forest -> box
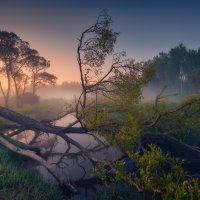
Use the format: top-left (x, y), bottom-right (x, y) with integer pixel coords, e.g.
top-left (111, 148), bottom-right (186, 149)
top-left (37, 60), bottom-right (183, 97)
top-left (0, 11), bottom-right (200, 200)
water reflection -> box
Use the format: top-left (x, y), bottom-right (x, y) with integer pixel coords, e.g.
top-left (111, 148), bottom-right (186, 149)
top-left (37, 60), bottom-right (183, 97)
top-left (15, 114), bottom-right (121, 183)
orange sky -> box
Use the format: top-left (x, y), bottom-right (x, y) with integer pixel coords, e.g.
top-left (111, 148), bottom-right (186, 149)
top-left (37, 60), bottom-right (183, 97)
top-left (20, 32), bottom-right (81, 84)
top-left (0, 30), bottom-right (81, 85)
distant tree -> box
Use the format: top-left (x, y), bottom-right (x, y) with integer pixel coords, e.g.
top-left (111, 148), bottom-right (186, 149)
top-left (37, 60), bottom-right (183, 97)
top-left (11, 70), bottom-right (29, 107)
top-left (9, 42), bottom-right (31, 107)
top-left (0, 31), bottom-right (57, 107)
top-left (22, 48), bottom-right (57, 101)
top-left (34, 71), bottom-right (57, 88)
top-left (149, 44), bottom-right (200, 96)
top-left (151, 52), bottom-right (169, 88)
top-left (20, 74), bottom-right (29, 106)
top-left (0, 31), bottom-right (28, 107)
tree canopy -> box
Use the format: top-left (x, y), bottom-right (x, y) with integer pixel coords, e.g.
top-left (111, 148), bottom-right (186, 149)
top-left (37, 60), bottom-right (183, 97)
top-left (149, 44), bottom-right (200, 96)
top-left (0, 31), bottom-right (57, 107)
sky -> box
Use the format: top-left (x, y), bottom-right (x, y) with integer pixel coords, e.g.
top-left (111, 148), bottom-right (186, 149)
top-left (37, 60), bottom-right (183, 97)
top-left (0, 0), bottom-right (200, 83)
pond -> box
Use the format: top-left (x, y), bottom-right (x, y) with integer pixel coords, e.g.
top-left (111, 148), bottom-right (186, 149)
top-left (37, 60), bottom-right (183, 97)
top-left (14, 114), bottom-right (122, 196)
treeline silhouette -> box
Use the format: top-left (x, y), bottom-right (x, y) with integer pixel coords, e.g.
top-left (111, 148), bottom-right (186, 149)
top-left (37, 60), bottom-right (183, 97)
top-left (148, 44), bottom-right (200, 97)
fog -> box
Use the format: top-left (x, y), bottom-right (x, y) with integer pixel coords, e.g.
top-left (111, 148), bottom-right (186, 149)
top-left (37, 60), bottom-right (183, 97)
top-left (38, 87), bottom-right (81, 100)
top-left (0, 82), bottom-right (191, 106)
top-left (142, 84), bottom-right (188, 103)
top-left (38, 84), bottom-right (185, 103)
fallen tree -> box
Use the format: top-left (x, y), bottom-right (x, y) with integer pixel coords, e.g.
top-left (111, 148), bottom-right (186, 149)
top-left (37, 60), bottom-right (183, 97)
top-left (0, 11), bottom-right (141, 193)
top-left (1, 11), bottom-right (199, 196)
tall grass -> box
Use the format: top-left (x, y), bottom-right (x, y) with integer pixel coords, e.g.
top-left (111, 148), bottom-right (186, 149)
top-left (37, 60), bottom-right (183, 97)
top-left (0, 145), bottom-right (64, 200)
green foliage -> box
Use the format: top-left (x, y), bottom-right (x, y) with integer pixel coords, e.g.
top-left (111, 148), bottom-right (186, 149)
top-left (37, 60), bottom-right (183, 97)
top-left (93, 145), bottom-right (200, 199)
top-left (148, 95), bottom-right (200, 146)
top-left (114, 160), bottom-right (132, 185)
top-left (78, 10), bottom-right (119, 84)
top-left (133, 145), bottom-right (200, 199)
top-left (114, 112), bottom-right (142, 152)
top-left (136, 144), bottom-right (185, 192)
top-left (85, 106), bottom-right (110, 131)
top-left (92, 159), bottom-right (108, 184)
top-left (111, 61), bottom-right (155, 106)
top-left (163, 179), bottom-right (200, 200)
top-left (84, 54), bottom-right (155, 154)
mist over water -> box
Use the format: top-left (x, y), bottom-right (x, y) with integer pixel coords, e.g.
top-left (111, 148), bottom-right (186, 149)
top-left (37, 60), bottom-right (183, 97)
top-left (14, 114), bottom-right (121, 198)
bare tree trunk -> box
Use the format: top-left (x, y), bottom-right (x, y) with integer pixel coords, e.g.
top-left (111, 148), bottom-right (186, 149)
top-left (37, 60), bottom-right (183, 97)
top-left (13, 78), bottom-right (20, 108)
top-left (21, 76), bottom-right (28, 107)
top-left (0, 106), bottom-right (97, 163)
top-left (5, 69), bottom-right (11, 108)
top-left (0, 81), bottom-right (6, 103)
top-left (32, 74), bottom-right (37, 103)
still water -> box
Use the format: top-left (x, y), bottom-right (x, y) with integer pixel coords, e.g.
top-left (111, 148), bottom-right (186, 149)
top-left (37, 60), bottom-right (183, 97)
top-left (15, 114), bottom-right (121, 194)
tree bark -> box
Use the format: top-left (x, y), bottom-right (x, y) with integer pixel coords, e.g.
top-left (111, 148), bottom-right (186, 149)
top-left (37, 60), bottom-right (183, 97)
top-left (0, 106), bottom-right (97, 162)
top-left (5, 68), bottom-right (11, 108)
top-left (13, 78), bottom-right (20, 108)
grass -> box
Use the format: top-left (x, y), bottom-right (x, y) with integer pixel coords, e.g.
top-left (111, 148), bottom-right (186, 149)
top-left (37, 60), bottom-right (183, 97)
top-left (0, 145), bottom-right (65, 200)
top-left (14, 101), bottom-right (64, 119)
top-left (0, 97), bottom-right (71, 120)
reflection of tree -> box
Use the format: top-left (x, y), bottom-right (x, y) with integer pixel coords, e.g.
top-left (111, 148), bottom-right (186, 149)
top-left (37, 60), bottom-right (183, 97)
top-left (16, 127), bottom-right (110, 182)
